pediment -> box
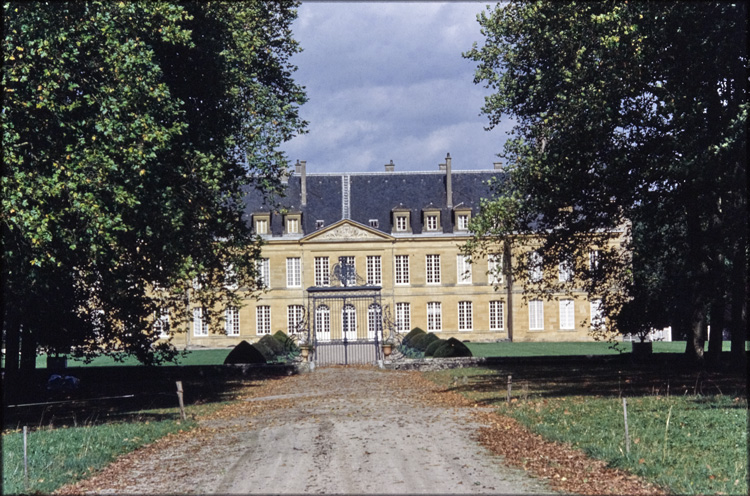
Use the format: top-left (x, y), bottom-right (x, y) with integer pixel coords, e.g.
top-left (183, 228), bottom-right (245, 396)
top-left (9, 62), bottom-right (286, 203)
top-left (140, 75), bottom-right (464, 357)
top-left (302, 220), bottom-right (393, 242)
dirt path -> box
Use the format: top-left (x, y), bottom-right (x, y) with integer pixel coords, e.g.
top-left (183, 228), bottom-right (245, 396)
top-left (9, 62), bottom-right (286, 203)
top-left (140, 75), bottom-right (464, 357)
top-left (58, 367), bottom-right (557, 494)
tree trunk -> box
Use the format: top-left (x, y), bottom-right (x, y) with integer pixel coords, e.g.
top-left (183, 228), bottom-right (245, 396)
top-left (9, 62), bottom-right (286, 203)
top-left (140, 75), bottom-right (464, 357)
top-left (729, 269), bottom-right (747, 369)
top-left (706, 300), bottom-right (725, 367)
top-left (684, 303), bottom-right (705, 363)
top-left (3, 318), bottom-right (21, 372)
top-left (19, 325), bottom-right (37, 370)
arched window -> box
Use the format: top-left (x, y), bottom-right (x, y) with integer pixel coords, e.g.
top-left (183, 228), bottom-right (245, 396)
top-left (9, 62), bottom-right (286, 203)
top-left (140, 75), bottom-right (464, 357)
top-left (315, 305), bottom-right (331, 342)
top-left (342, 304), bottom-right (357, 341)
top-left (367, 304), bottom-right (382, 340)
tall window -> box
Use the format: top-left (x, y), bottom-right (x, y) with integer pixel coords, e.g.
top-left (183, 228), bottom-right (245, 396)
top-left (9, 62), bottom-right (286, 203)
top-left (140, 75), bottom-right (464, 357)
top-left (366, 256), bottom-right (382, 285)
top-left (225, 306), bottom-right (240, 336)
top-left (395, 302), bottom-right (410, 332)
top-left (314, 257), bottom-right (330, 286)
top-left (256, 306), bottom-right (271, 335)
top-left (224, 265), bottom-right (238, 290)
top-left (193, 307), bottom-right (208, 336)
top-left (257, 258), bottom-right (270, 288)
top-left (286, 217), bottom-right (299, 234)
top-left (287, 305), bottom-right (304, 334)
top-left (559, 299), bottom-right (575, 330)
top-left (395, 255), bottom-right (410, 285)
top-left (457, 255), bottom-right (472, 284)
top-left (529, 251), bottom-right (543, 282)
top-left (315, 305), bottom-right (331, 341)
top-left (426, 254), bottom-right (441, 284)
top-left (286, 257), bottom-right (301, 288)
top-left (488, 253), bottom-right (503, 285)
top-left (154, 308), bottom-right (170, 338)
top-left (396, 215), bottom-right (408, 232)
top-left (342, 304), bottom-right (357, 341)
top-left (339, 256), bottom-right (356, 285)
top-left (255, 218), bottom-right (268, 234)
top-left (558, 257), bottom-right (574, 282)
top-left (589, 250), bottom-right (600, 271)
top-left (427, 302), bottom-right (442, 331)
top-left (529, 299), bottom-right (544, 330)
top-left (489, 301), bottom-right (504, 331)
top-left (590, 299), bottom-right (604, 330)
top-left (458, 301), bottom-right (473, 331)
top-left (368, 304), bottom-right (382, 340)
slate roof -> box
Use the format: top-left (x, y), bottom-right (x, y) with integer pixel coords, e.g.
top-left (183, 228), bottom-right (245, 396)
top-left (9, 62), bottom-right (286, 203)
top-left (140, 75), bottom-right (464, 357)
top-left (242, 170), bottom-right (505, 237)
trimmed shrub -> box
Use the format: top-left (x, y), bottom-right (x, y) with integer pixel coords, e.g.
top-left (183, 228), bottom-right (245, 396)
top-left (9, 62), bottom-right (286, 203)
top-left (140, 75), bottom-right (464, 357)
top-left (402, 327), bottom-right (425, 347)
top-left (424, 338), bottom-right (447, 357)
top-left (273, 330), bottom-right (299, 352)
top-left (411, 332), bottom-right (440, 352)
top-left (224, 340), bottom-right (266, 364)
top-left (433, 337), bottom-right (473, 358)
top-left (255, 334), bottom-right (286, 361)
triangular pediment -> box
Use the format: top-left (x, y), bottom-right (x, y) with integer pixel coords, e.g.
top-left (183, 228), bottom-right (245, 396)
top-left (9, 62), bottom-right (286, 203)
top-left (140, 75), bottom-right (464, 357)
top-left (302, 219), bottom-right (394, 242)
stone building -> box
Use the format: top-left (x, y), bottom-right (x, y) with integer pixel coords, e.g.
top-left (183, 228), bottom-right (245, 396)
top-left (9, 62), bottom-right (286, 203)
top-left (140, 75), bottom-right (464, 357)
top-left (175, 155), bottom-right (617, 348)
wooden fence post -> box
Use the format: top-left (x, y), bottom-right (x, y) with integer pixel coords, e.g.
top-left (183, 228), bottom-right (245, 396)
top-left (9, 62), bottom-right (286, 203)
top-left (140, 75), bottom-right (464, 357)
top-left (622, 397), bottom-right (630, 454)
top-left (507, 375), bottom-right (512, 403)
top-left (176, 381), bottom-right (186, 420)
top-left (23, 426), bottom-right (28, 490)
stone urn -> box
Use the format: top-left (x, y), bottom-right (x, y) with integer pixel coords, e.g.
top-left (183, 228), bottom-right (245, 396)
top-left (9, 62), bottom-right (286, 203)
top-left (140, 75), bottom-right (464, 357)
top-left (382, 343), bottom-right (393, 357)
top-left (300, 344), bottom-right (312, 360)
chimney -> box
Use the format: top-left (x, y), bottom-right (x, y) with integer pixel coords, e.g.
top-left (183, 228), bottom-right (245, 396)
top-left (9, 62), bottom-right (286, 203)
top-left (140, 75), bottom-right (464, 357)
top-left (445, 153), bottom-right (453, 208)
top-left (493, 161), bottom-right (503, 170)
top-left (299, 160), bottom-right (307, 207)
top-left (385, 160), bottom-right (395, 172)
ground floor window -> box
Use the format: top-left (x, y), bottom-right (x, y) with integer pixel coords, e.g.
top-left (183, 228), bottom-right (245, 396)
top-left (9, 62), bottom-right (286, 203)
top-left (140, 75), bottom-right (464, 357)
top-left (225, 306), bottom-right (240, 336)
top-left (288, 305), bottom-right (304, 334)
top-left (256, 306), bottom-right (271, 335)
top-left (315, 305), bottom-right (331, 341)
top-left (427, 302), bottom-right (442, 331)
top-left (559, 299), bottom-right (575, 330)
top-left (193, 307), bottom-right (208, 336)
top-left (368, 304), bottom-right (381, 340)
top-left (396, 302), bottom-right (410, 332)
top-left (529, 299), bottom-right (544, 330)
top-left (458, 301), bottom-right (473, 331)
top-left (489, 300), bottom-right (504, 331)
top-left (154, 308), bottom-right (170, 338)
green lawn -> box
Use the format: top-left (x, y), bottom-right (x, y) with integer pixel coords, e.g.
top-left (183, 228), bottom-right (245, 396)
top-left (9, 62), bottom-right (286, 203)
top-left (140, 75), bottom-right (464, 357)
top-left (20, 348), bottom-right (232, 368)
top-left (425, 365), bottom-right (747, 496)
top-left (465, 340), bottom-right (727, 357)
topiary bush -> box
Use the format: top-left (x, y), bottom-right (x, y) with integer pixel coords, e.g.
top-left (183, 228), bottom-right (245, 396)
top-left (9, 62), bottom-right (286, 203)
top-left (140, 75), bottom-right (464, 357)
top-left (424, 338), bottom-right (447, 357)
top-left (273, 330), bottom-right (299, 352)
top-left (402, 327), bottom-right (425, 347)
top-left (433, 337), bottom-right (473, 358)
top-left (255, 334), bottom-right (286, 361)
top-left (224, 340), bottom-right (266, 364)
top-left (411, 332), bottom-right (439, 352)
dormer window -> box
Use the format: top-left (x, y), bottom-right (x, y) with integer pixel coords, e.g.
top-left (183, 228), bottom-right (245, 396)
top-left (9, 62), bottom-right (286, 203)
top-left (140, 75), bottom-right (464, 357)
top-left (396, 216), bottom-right (407, 231)
top-left (422, 208), bottom-right (441, 232)
top-left (284, 213), bottom-right (301, 234)
top-left (392, 208), bottom-right (411, 233)
top-left (253, 213), bottom-right (270, 235)
top-left (316, 219), bottom-right (325, 230)
top-left (454, 207), bottom-right (472, 232)
top-left (369, 219), bottom-right (379, 229)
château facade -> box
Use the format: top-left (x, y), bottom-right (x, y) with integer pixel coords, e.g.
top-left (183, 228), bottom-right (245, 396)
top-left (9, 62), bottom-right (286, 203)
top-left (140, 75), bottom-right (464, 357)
top-left (173, 156), bottom-right (618, 348)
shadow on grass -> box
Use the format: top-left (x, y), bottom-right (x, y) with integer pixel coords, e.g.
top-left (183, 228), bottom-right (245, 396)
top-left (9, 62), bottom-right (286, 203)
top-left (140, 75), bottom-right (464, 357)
top-left (443, 353), bottom-right (747, 406)
top-left (3, 367), bottom-right (290, 430)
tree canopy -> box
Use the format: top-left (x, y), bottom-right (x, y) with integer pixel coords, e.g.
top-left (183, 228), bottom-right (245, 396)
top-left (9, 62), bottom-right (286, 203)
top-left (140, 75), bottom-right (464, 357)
top-left (464, 1), bottom-right (746, 364)
top-left (2, 1), bottom-right (307, 367)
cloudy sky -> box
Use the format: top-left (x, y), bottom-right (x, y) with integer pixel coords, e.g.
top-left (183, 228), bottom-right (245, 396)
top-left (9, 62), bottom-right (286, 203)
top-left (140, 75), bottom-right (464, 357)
top-left (280, 2), bottom-right (514, 174)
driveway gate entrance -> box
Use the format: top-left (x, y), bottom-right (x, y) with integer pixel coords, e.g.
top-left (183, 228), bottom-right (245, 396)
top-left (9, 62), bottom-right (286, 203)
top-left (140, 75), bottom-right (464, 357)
top-left (304, 260), bottom-right (384, 366)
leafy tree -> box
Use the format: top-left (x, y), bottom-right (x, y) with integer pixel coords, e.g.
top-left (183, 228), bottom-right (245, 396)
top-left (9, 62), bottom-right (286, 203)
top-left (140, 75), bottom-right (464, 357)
top-left (2, 1), bottom-right (307, 371)
top-left (464, 1), bottom-right (746, 365)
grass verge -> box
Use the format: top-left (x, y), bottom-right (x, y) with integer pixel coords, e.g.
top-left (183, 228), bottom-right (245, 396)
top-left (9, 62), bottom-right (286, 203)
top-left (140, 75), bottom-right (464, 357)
top-left (465, 340), bottom-right (725, 357)
top-left (2, 401), bottom-right (230, 494)
top-left (425, 363), bottom-right (747, 495)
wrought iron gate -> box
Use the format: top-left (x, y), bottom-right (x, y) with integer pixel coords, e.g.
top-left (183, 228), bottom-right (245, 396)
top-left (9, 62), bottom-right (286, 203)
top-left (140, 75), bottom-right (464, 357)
top-left (304, 260), bottom-right (385, 366)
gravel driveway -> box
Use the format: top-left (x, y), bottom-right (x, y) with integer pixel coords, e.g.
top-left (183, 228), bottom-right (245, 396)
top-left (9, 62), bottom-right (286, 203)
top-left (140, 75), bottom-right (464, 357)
top-left (58, 367), bottom-right (558, 494)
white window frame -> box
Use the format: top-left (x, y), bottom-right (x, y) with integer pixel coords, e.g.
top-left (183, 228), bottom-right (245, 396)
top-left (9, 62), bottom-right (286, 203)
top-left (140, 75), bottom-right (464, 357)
top-left (529, 299), bottom-right (544, 331)
top-left (457, 213), bottom-right (470, 231)
top-left (458, 301), bottom-right (473, 331)
top-left (255, 218), bottom-right (268, 234)
top-left (339, 256), bottom-right (356, 286)
top-left (529, 251), bottom-right (543, 283)
top-left (427, 302), bottom-right (442, 332)
top-left (257, 258), bottom-right (270, 288)
top-left (426, 254), bottom-right (441, 284)
top-left (315, 305), bottom-right (331, 341)
top-left (558, 257), bottom-right (574, 283)
top-left (287, 305), bottom-right (304, 334)
top-left (367, 304), bottom-right (381, 340)
top-left (488, 253), bottom-right (503, 285)
top-left (154, 308), bottom-right (170, 338)
top-left (395, 255), bottom-right (410, 285)
top-left (396, 215), bottom-right (408, 232)
top-left (425, 214), bottom-right (438, 231)
top-left (489, 300), bottom-right (505, 331)
top-left (286, 217), bottom-right (299, 234)
top-left (590, 299), bottom-right (605, 330)
top-left (225, 306), bottom-right (240, 336)
top-left (342, 304), bottom-right (357, 341)
top-left (286, 257), bottom-right (301, 288)
top-left (457, 255), bottom-right (472, 284)
top-left (314, 257), bottom-right (330, 287)
top-left (395, 302), bottom-right (410, 333)
top-left (589, 250), bottom-right (600, 271)
top-left (256, 306), bottom-right (271, 335)
top-left (559, 299), bottom-right (575, 330)
top-left (366, 255), bottom-right (382, 286)
top-left (193, 307), bottom-right (208, 336)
